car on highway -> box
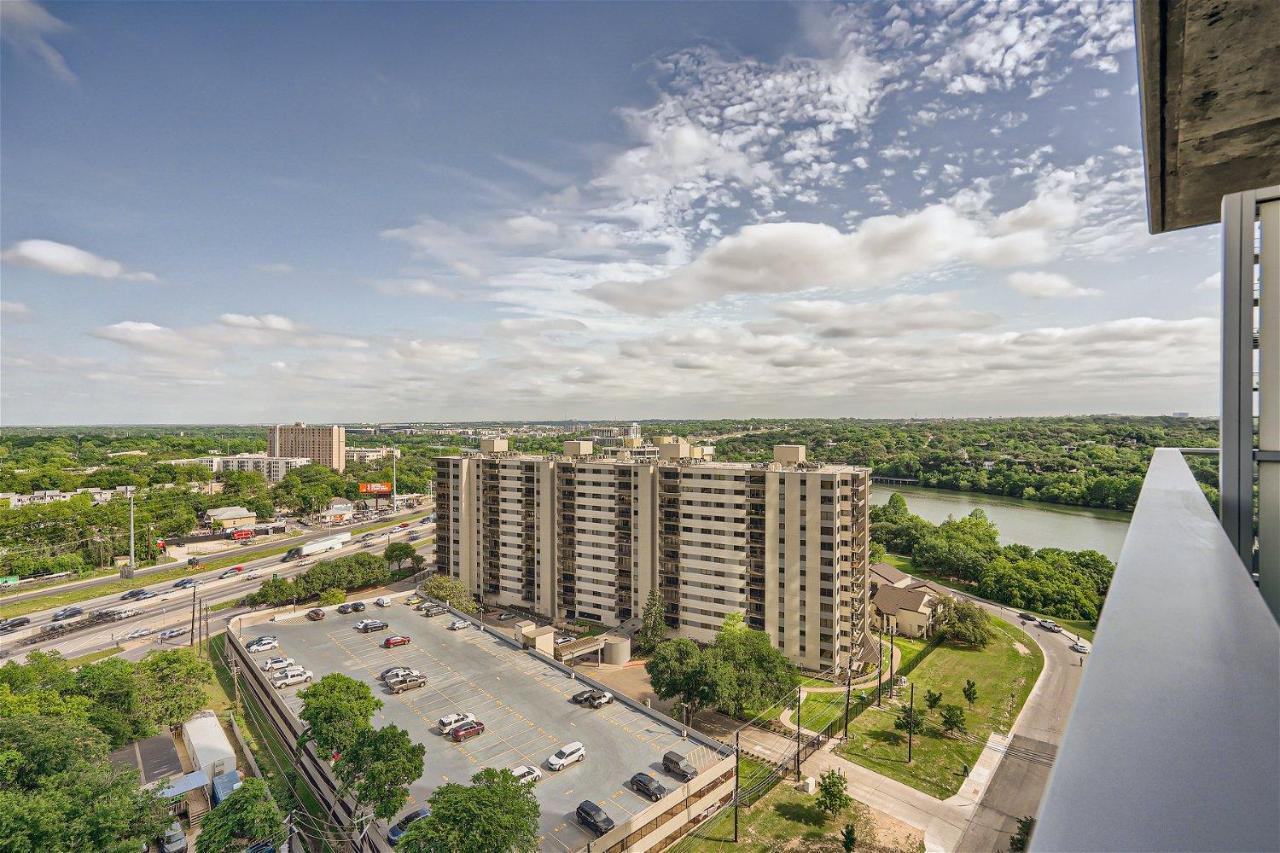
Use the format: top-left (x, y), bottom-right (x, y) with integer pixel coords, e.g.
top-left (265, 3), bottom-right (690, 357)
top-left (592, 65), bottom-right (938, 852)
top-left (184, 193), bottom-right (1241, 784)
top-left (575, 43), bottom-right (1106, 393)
top-left (575, 800), bottom-right (614, 836)
top-left (547, 741), bottom-right (585, 771)
top-left (134, 590), bottom-right (157, 601)
top-left (172, 578), bottom-right (200, 590)
top-left (1018, 612), bottom-right (1037, 621)
top-left (407, 533), bottom-right (421, 542)
top-left (382, 635), bottom-right (411, 649)
top-left (388, 674), bottom-right (427, 694)
top-left (629, 771), bottom-right (668, 802)
top-left (1038, 618), bottom-right (1063, 633)
top-left (398, 521), bottom-right (411, 529)
top-left (113, 608), bottom-right (141, 620)
top-left (272, 669), bottom-right (313, 689)
top-left (158, 627), bottom-right (189, 641)
top-left (450, 720), bottom-right (484, 742)
top-left (51, 606), bottom-right (84, 622)
top-left (125, 626), bottom-right (155, 640)
top-left (336, 601), bottom-right (367, 614)
top-left (305, 608), bottom-right (326, 621)
top-left (438, 712), bottom-right (475, 734)
top-left (121, 588), bottom-right (151, 601)
top-left (380, 666), bottom-right (421, 682)
top-left (261, 656), bottom-right (295, 672)
top-left (1070, 641), bottom-right (1091, 654)
top-left (355, 619), bottom-right (388, 633)
top-left (448, 619), bottom-right (469, 631)
top-left (246, 635), bottom-right (279, 652)
top-left (511, 765), bottom-right (542, 785)
top-left (219, 566), bottom-right (245, 579)
top-left (0, 616), bottom-right (32, 634)
top-left (387, 807), bottom-right (431, 846)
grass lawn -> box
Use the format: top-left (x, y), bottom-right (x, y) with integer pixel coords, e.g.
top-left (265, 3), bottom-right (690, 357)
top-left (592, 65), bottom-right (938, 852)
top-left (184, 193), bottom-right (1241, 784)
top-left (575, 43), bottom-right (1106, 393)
top-left (678, 779), bottom-right (875, 853)
top-left (736, 755), bottom-right (775, 794)
top-left (66, 647), bottom-right (123, 667)
top-left (837, 619), bottom-right (1043, 799)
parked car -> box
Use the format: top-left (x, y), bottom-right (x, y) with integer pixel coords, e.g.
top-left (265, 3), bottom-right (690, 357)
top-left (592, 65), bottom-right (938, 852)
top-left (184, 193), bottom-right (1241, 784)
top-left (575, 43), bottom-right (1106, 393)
top-left (159, 819), bottom-right (188, 853)
top-left (438, 712), bottom-right (475, 734)
top-left (571, 689), bottom-right (613, 708)
top-left (158, 627), bottom-right (188, 640)
top-left (387, 807), bottom-right (431, 846)
top-left (375, 596), bottom-right (393, 607)
top-left (261, 656), bottom-right (295, 672)
top-left (547, 741), bottom-right (585, 771)
top-left (405, 595), bottom-right (423, 606)
top-left (511, 765), bottom-right (542, 785)
top-left (554, 635), bottom-right (574, 646)
top-left (1038, 619), bottom-right (1063, 633)
top-left (51, 606), bottom-right (84, 622)
top-left (305, 608), bottom-right (326, 621)
top-left (630, 772), bottom-right (668, 802)
top-left (496, 612), bottom-right (516, 622)
top-left (0, 616), bottom-right (32, 634)
top-left (389, 675), bottom-right (427, 695)
top-left (419, 604), bottom-right (446, 617)
top-left (382, 635), bottom-right (411, 648)
top-left (380, 666), bottom-right (421, 682)
top-left (355, 619), bottom-right (389, 633)
top-left (448, 619), bottom-right (470, 631)
top-left (663, 751), bottom-right (697, 782)
top-left (575, 800), bottom-right (615, 837)
top-left (450, 720), bottom-right (484, 742)
top-left (246, 636), bottom-right (279, 653)
top-left (1070, 642), bottom-right (1091, 654)
top-left (273, 669), bottom-right (313, 688)
top-left (125, 626), bottom-right (156, 640)
top-left (337, 603), bottom-right (355, 614)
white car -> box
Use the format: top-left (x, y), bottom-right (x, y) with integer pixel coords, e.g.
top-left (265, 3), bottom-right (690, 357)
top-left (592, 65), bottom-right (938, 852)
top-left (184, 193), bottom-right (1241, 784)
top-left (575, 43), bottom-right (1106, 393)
top-left (448, 619), bottom-right (470, 631)
top-left (438, 712), bottom-right (475, 734)
top-left (158, 627), bottom-right (188, 641)
top-left (547, 741), bottom-right (585, 771)
top-left (273, 669), bottom-right (313, 688)
top-left (246, 636), bottom-right (279, 652)
top-left (260, 656), bottom-right (296, 672)
top-left (511, 765), bottom-right (542, 785)
top-left (554, 636), bottom-right (574, 646)
top-left (375, 596), bottom-right (393, 607)
top-left (1069, 642), bottom-right (1091, 654)
top-left (125, 626), bottom-right (155, 640)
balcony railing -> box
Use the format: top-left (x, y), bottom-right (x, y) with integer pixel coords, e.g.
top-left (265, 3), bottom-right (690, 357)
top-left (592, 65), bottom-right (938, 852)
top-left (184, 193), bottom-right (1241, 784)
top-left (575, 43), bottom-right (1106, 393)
top-left (1032, 449), bottom-right (1279, 852)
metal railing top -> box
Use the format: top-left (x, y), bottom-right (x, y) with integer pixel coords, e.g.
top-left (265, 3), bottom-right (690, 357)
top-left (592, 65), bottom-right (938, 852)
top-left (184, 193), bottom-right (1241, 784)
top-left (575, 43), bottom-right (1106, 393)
top-left (1032, 448), bottom-right (1279, 852)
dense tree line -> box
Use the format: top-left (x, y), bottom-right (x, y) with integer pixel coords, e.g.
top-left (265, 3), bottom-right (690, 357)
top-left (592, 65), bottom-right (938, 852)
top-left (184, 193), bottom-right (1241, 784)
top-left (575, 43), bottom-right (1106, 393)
top-left (872, 493), bottom-right (1114, 621)
top-left (245, 552), bottom-right (390, 607)
top-left (0, 648), bottom-right (215, 851)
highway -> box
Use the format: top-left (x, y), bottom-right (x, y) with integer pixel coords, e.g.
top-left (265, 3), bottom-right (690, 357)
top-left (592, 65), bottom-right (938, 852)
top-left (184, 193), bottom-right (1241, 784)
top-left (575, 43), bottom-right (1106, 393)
top-left (0, 504), bottom-right (432, 607)
top-left (0, 519), bottom-right (436, 662)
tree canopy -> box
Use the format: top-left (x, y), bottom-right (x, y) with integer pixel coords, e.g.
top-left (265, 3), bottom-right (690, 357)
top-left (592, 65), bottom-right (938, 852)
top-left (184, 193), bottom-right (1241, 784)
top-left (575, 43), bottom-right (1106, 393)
top-left (398, 768), bottom-right (540, 853)
top-left (419, 574), bottom-right (478, 615)
top-left (196, 778), bottom-right (285, 853)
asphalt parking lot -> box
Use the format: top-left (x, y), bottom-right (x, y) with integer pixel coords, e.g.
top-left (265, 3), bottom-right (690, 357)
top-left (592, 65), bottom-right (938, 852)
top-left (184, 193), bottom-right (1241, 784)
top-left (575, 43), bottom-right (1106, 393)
top-left (244, 604), bottom-right (720, 851)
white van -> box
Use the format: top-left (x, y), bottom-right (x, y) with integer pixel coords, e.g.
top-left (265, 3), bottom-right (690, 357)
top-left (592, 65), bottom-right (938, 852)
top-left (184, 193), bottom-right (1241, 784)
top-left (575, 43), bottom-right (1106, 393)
top-left (375, 596), bottom-right (393, 607)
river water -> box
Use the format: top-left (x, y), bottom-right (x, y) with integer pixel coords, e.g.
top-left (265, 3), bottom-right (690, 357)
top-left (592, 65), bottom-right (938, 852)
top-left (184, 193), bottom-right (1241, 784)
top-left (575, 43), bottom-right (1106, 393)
top-left (869, 483), bottom-right (1130, 560)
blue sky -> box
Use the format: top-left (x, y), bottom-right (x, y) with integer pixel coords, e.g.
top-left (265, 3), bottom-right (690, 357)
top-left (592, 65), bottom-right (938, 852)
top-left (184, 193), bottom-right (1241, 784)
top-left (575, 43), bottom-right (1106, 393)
top-left (1, 1), bottom-right (1221, 424)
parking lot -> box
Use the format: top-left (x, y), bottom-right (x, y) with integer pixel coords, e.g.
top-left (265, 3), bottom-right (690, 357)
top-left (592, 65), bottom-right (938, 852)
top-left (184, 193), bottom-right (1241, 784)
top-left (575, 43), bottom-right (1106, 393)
top-left (243, 604), bottom-right (721, 851)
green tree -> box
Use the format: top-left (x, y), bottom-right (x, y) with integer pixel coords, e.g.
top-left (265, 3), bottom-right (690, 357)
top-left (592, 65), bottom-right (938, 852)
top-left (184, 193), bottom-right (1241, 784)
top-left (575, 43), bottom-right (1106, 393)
top-left (196, 778), bottom-right (285, 853)
top-left (842, 822), bottom-right (857, 852)
top-left (337, 724), bottom-right (425, 822)
top-left (868, 541), bottom-right (887, 564)
top-left (711, 619), bottom-right (799, 720)
top-left (138, 648), bottom-right (214, 728)
top-left (645, 638), bottom-right (724, 726)
top-left (894, 705), bottom-right (925, 736)
top-left (815, 768), bottom-right (852, 819)
top-left (399, 768), bottom-right (540, 853)
top-left (383, 541), bottom-right (416, 570)
top-left (1008, 816), bottom-right (1036, 852)
top-left (319, 587), bottom-right (347, 606)
top-left (940, 704), bottom-right (967, 735)
top-left (924, 689), bottom-right (943, 711)
top-left (298, 673), bottom-right (382, 759)
top-left (420, 574), bottom-right (478, 615)
top-left (936, 599), bottom-right (995, 648)
top-left (962, 679), bottom-right (978, 708)
top-left (75, 657), bottom-right (150, 747)
top-left (633, 588), bottom-right (667, 655)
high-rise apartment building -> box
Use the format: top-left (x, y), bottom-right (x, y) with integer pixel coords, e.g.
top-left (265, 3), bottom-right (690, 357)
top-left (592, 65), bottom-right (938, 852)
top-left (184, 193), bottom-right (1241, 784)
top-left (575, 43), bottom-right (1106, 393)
top-left (434, 438), bottom-right (869, 671)
top-left (266, 422), bottom-right (347, 472)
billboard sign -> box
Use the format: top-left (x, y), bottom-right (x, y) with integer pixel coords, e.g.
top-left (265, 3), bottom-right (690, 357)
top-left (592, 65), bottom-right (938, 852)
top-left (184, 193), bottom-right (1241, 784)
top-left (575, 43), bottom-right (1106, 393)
top-left (359, 482), bottom-right (393, 495)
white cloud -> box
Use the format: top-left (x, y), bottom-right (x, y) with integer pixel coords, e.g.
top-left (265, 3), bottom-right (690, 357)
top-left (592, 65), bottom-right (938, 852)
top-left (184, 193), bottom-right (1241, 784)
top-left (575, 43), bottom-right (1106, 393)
top-left (90, 321), bottom-right (187, 352)
top-left (390, 340), bottom-right (479, 363)
top-left (1, 301), bottom-right (32, 319)
top-left (0, 1), bottom-right (74, 82)
top-left (1196, 273), bottom-right (1220, 292)
top-left (218, 313), bottom-right (298, 332)
top-left (1007, 271), bottom-right (1101, 299)
top-left (1, 239), bottom-right (157, 282)
top-left (368, 278), bottom-right (451, 297)
top-left (773, 292), bottom-right (999, 338)
top-left (502, 215), bottom-right (561, 243)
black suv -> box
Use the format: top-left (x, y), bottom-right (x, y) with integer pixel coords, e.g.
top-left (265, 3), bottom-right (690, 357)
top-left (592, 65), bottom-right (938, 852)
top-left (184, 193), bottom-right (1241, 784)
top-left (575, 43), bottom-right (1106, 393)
top-left (629, 772), bottom-right (668, 802)
top-left (576, 800), bottom-right (615, 836)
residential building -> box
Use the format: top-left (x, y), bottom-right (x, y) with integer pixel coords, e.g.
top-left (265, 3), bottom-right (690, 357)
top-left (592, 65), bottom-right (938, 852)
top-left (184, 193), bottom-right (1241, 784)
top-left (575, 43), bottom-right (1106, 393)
top-left (205, 506), bottom-right (256, 529)
top-left (435, 439), bottom-right (870, 671)
top-left (869, 561), bottom-right (911, 592)
top-left (871, 585), bottom-right (939, 639)
top-left (180, 711), bottom-right (236, 781)
top-left (266, 422), bottom-right (346, 472)
top-left (345, 446), bottom-right (401, 464)
top-left (170, 453), bottom-right (311, 483)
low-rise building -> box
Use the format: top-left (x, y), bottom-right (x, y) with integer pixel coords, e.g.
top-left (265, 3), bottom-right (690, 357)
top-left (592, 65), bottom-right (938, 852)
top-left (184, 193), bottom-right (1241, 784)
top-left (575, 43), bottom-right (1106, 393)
top-left (345, 446), bottom-right (402, 464)
top-left (206, 506), bottom-right (256, 529)
top-left (869, 561), bottom-right (912, 593)
top-left (169, 453), bottom-right (311, 483)
top-left (181, 711), bottom-right (236, 780)
top-left (872, 585), bottom-right (940, 639)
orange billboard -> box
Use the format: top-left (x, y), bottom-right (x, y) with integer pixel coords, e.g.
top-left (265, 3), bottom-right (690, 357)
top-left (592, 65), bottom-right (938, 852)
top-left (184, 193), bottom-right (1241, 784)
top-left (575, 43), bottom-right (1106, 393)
top-left (359, 482), bottom-right (393, 495)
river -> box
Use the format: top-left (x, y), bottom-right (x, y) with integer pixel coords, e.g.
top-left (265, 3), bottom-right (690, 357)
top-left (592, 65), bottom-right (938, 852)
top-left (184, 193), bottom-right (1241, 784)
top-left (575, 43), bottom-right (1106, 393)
top-left (869, 483), bottom-right (1130, 560)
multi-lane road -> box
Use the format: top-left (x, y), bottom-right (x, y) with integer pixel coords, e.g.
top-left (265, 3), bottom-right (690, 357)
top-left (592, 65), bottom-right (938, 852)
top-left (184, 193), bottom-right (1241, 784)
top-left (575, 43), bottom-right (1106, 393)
top-left (0, 517), bottom-right (436, 662)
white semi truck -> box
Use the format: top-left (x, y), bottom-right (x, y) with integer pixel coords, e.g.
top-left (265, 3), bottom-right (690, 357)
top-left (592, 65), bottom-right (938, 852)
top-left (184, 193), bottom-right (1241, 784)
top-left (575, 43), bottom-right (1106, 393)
top-left (282, 532), bottom-right (351, 562)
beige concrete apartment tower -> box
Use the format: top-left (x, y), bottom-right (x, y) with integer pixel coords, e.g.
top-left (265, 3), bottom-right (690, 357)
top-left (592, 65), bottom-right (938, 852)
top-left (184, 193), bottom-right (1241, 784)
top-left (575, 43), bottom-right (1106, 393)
top-left (266, 423), bottom-right (347, 472)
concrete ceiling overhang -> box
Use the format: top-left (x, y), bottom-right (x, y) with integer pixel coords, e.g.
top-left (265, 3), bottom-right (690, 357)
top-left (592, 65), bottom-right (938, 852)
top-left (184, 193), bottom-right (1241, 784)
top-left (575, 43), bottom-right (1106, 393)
top-left (1136, 0), bottom-right (1280, 233)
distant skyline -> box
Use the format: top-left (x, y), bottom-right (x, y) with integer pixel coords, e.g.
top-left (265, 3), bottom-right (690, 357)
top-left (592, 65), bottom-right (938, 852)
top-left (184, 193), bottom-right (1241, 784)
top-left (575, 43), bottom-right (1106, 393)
top-left (2, 1), bottom-right (1220, 425)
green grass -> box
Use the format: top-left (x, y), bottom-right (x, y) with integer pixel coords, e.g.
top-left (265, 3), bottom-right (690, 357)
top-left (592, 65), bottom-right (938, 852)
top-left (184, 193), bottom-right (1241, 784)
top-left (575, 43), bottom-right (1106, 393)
top-left (678, 778), bottom-right (875, 853)
top-left (836, 619), bottom-right (1044, 799)
top-left (799, 674), bottom-right (836, 687)
top-left (736, 755), bottom-right (774, 793)
top-left (797, 690), bottom-right (850, 732)
top-left (66, 647), bottom-right (122, 667)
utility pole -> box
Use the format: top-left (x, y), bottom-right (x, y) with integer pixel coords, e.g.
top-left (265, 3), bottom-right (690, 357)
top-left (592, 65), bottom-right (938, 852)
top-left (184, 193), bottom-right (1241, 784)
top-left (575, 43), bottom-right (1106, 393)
top-left (794, 683), bottom-right (802, 780)
top-left (888, 625), bottom-right (896, 696)
top-left (392, 452), bottom-right (397, 511)
top-left (285, 809), bottom-right (296, 853)
top-left (189, 587), bottom-right (198, 647)
top-left (876, 625), bottom-right (883, 707)
top-left (843, 657), bottom-right (853, 739)
top-left (733, 729), bottom-right (740, 842)
top-left (230, 655), bottom-right (241, 716)
top-left (125, 489), bottom-right (136, 579)
top-left (907, 682), bottom-right (915, 763)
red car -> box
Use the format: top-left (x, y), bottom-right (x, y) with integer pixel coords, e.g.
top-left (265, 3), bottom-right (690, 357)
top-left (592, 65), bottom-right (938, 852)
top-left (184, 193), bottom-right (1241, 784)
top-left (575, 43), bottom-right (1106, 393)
top-left (398, 522), bottom-right (411, 529)
top-left (450, 721), bottom-right (484, 742)
top-left (382, 635), bottom-right (411, 648)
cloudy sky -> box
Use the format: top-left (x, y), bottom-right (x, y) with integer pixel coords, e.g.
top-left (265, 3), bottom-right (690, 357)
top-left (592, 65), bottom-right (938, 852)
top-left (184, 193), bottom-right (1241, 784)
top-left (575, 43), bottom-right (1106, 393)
top-left (1, 1), bottom-right (1221, 425)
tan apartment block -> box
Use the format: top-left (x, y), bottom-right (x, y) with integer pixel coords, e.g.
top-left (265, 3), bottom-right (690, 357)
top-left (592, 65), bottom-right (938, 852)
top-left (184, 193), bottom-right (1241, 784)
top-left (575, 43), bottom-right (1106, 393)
top-left (266, 423), bottom-right (347, 472)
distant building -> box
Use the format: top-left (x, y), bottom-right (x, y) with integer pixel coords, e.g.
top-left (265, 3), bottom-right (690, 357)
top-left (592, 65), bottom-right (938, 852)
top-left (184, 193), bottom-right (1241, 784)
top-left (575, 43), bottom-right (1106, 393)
top-left (869, 562), bottom-right (912, 592)
top-left (170, 453), bottom-right (311, 483)
top-left (267, 422), bottom-right (346, 472)
top-left (345, 446), bottom-right (401, 464)
top-left (107, 449), bottom-right (147, 458)
top-left (321, 497), bottom-right (355, 524)
top-left (205, 506), bottom-right (256, 528)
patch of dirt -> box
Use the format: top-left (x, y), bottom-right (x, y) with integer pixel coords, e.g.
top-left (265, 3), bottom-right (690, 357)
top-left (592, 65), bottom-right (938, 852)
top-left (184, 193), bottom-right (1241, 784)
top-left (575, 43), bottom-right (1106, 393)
top-left (1012, 641), bottom-right (1030, 656)
top-left (866, 805), bottom-right (926, 852)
